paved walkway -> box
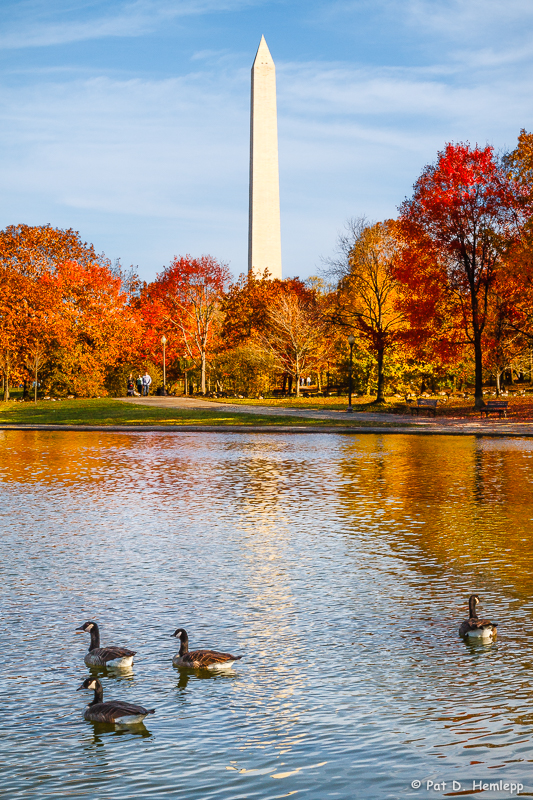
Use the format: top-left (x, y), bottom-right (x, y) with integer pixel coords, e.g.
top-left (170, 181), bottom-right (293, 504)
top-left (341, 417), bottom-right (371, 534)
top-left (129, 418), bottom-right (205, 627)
top-left (120, 396), bottom-right (533, 436)
top-left (121, 395), bottom-right (395, 423)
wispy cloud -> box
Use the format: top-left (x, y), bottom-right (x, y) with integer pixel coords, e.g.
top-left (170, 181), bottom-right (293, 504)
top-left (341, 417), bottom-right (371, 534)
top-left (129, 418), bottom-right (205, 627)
top-left (1, 50), bottom-right (531, 276)
top-left (2, 0), bottom-right (533, 277)
top-left (326, 0), bottom-right (533, 40)
top-left (404, 0), bottom-right (533, 39)
top-left (0, 0), bottom-right (258, 49)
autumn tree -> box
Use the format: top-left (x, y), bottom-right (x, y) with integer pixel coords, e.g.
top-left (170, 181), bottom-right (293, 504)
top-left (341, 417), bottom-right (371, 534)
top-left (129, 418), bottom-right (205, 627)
top-left (0, 266), bottom-right (27, 399)
top-left (222, 273), bottom-right (316, 346)
top-left (486, 130), bottom-right (533, 360)
top-left (0, 224), bottom-right (100, 276)
top-left (328, 219), bottom-right (405, 403)
top-left (398, 143), bottom-right (524, 407)
top-left (259, 291), bottom-right (327, 396)
top-left (150, 255), bottom-right (231, 394)
top-left (221, 274), bottom-right (331, 394)
top-left (0, 224), bottom-right (139, 398)
top-left (50, 259), bottom-right (138, 396)
top-left (0, 225), bottom-right (107, 398)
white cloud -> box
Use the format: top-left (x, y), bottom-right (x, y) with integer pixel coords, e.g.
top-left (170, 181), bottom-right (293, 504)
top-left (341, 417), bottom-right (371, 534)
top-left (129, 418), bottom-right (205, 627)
top-left (0, 0), bottom-right (258, 49)
top-left (326, 0), bottom-right (533, 40)
top-left (1, 37), bottom-right (533, 277)
top-left (404, 0), bottom-right (533, 39)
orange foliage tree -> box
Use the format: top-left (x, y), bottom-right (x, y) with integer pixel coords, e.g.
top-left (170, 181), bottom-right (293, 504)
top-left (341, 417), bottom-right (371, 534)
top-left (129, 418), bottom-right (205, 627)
top-left (0, 224), bottom-right (138, 398)
top-left (221, 273), bottom-right (333, 394)
top-left (50, 260), bottom-right (138, 396)
top-left (330, 219), bottom-right (406, 403)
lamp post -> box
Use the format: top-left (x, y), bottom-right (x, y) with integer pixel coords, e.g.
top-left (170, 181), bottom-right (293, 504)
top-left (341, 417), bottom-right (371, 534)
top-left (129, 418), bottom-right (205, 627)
top-left (161, 335), bottom-right (167, 395)
top-left (347, 334), bottom-right (355, 413)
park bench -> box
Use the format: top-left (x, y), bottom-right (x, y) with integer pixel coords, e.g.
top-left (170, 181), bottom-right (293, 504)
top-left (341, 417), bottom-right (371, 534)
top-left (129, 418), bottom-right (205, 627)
top-left (480, 400), bottom-right (508, 418)
top-left (410, 398), bottom-right (438, 417)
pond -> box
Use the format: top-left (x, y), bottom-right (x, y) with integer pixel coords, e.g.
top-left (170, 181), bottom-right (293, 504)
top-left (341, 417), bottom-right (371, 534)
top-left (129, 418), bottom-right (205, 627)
top-left (1, 431), bottom-right (533, 799)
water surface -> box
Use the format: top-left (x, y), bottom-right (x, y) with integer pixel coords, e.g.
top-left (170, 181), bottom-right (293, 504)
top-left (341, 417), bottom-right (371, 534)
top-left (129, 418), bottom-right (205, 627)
top-left (1, 431), bottom-right (533, 799)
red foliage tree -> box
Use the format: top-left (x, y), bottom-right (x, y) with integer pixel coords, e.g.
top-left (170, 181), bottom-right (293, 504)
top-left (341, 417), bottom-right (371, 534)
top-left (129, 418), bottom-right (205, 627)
top-left (398, 142), bottom-right (524, 406)
top-left (149, 255), bottom-right (231, 394)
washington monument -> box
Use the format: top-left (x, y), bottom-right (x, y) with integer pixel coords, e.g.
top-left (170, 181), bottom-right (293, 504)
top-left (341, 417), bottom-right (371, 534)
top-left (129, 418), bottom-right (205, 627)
top-left (248, 36), bottom-right (282, 279)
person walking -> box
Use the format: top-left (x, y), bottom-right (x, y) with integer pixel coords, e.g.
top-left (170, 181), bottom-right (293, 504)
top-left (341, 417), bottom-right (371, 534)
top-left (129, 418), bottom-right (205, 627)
top-left (127, 374), bottom-right (135, 396)
top-left (142, 371), bottom-right (152, 396)
top-left (136, 374), bottom-right (143, 395)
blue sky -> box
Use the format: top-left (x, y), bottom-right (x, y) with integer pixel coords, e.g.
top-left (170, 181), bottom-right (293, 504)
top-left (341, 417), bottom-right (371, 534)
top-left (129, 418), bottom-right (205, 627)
top-left (1, 0), bottom-right (532, 281)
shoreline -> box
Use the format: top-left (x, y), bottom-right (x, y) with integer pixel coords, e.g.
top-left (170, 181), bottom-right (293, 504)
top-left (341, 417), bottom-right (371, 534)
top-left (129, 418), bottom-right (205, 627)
top-left (1, 423), bottom-right (533, 437)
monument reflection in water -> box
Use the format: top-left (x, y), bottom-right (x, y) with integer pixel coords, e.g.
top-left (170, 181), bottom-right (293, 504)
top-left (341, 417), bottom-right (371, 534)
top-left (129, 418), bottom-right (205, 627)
top-left (1, 430), bottom-right (533, 800)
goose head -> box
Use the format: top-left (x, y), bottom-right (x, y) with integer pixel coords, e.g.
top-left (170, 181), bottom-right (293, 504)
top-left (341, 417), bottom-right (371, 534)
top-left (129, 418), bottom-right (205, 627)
top-left (172, 628), bottom-right (188, 641)
top-left (77, 677), bottom-right (101, 692)
top-left (76, 621), bottom-right (97, 634)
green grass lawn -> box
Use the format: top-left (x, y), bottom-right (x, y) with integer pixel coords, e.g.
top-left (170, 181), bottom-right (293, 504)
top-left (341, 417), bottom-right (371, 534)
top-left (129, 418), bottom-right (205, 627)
top-left (0, 397), bottom-right (394, 427)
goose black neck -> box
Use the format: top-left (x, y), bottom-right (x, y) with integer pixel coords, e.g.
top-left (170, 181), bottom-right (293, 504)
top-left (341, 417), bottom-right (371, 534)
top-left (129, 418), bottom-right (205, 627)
top-left (90, 683), bottom-right (104, 706)
top-left (469, 597), bottom-right (478, 619)
top-left (89, 625), bottom-right (101, 651)
top-left (179, 631), bottom-right (189, 657)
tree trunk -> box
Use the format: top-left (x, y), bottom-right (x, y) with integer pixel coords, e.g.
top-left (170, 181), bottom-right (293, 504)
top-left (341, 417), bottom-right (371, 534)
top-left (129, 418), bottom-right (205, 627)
top-left (201, 350), bottom-right (206, 394)
top-left (366, 366), bottom-right (373, 396)
top-left (295, 358), bottom-right (300, 397)
top-left (3, 352), bottom-right (10, 402)
top-left (473, 330), bottom-right (484, 408)
top-left (35, 364), bottom-right (38, 402)
top-left (376, 347), bottom-right (385, 403)
top-left (495, 370), bottom-right (501, 397)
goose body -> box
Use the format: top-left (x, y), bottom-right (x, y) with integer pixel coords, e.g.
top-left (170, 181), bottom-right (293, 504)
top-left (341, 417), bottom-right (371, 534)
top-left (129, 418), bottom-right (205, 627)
top-left (172, 628), bottom-right (242, 670)
top-left (76, 621), bottom-right (136, 668)
top-left (77, 677), bottom-right (155, 725)
top-left (459, 595), bottom-right (497, 640)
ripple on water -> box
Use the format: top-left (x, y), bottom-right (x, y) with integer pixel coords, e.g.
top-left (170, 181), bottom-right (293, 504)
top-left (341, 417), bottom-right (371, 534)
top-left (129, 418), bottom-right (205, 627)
top-left (1, 431), bottom-right (533, 799)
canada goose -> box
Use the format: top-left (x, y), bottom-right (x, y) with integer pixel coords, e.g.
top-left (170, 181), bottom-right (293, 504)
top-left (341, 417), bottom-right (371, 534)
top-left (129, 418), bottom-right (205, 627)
top-left (459, 595), bottom-right (497, 639)
top-left (76, 621), bottom-right (136, 668)
top-left (172, 628), bottom-right (242, 670)
top-left (77, 677), bottom-right (155, 725)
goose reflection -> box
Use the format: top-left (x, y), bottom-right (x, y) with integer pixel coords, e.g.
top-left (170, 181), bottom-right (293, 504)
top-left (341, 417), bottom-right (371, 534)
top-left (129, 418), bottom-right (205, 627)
top-left (461, 635), bottom-right (499, 653)
top-left (87, 721), bottom-right (153, 743)
top-left (175, 667), bottom-right (238, 694)
top-left (88, 665), bottom-right (135, 683)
